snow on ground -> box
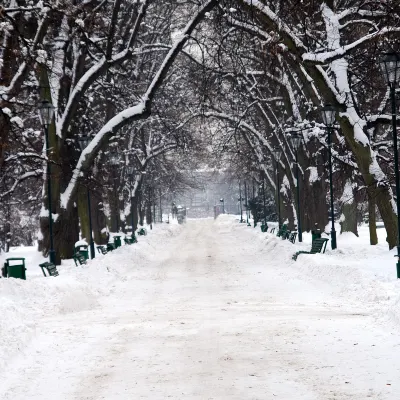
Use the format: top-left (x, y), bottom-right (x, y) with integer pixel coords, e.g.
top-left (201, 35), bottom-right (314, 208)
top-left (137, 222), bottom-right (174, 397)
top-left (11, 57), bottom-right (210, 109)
top-left (0, 222), bottom-right (182, 373)
top-left (0, 216), bottom-right (399, 399)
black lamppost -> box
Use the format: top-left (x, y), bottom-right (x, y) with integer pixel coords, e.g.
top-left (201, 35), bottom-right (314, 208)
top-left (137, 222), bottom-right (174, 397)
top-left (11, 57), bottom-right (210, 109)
top-left (290, 131), bottom-right (303, 242)
top-left (273, 147), bottom-right (282, 227)
top-left (321, 104), bottom-right (338, 250)
top-left (239, 181), bottom-right (243, 222)
top-left (219, 198), bottom-right (225, 214)
top-left (38, 100), bottom-right (56, 264)
top-left (380, 52), bottom-right (400, 278)
top-left (110, 153), bottom-right (121, 232)
top-left (244, 181), bottom-right (250, 225)
top-left (77, 136), bottom-right (95, 259)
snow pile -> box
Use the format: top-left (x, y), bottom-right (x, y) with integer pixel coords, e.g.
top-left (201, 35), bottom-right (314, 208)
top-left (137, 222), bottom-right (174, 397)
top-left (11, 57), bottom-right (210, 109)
top-left (215, 214), bottom-right (400, 329)
top-left (0, 222), bottom-right (182, 371)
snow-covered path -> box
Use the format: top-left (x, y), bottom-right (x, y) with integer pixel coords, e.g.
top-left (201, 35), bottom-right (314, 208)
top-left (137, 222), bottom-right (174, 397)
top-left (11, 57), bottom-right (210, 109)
top-left (1, 218), bottom-right (399, 399)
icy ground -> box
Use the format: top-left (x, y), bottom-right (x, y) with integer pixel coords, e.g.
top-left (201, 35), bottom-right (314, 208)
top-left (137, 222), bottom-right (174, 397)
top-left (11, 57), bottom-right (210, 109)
top-left (1, 216), bottom-right (400, 399)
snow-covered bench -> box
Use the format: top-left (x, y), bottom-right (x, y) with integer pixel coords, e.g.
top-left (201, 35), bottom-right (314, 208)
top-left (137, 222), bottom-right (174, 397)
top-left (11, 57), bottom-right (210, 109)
top-left (137, 228), bottom-right (147, 236)
top-left (277, 224), bottom-right (288, 238)
top-left (97, 245), bottom-right (107, 255)
top-left (292, 238), bottom-right (329, 261)
top-left (288, 232), bottom-right (297, 243)
top-left (124, 236), bottom-right (138, 245)
top-left (39, 262), bottom-right (59, 277)
top-left (106, 243), bottom-right (116, 252)
top-left (73, 252), bottom-right (87, 266)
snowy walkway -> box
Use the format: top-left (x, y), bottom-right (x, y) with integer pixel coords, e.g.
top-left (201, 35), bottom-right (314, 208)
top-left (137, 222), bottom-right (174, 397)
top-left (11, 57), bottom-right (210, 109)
top-left (1, 218), bottom-right (400, 399)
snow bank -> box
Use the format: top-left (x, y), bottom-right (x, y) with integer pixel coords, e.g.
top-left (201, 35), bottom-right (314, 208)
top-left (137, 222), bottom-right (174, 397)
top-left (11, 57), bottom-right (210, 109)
top-left (0, 222), bottom-right (182, 371)
top-left (215, 215), bottom-right (400, 329)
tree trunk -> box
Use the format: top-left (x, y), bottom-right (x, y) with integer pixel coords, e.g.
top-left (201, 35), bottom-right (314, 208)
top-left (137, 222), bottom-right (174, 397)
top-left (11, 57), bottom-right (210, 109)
top-left (339, 180), bottom-right (358, 236)
top-left (340, 202), bottom-right (358, 236)
top-left (91, 190), bottom-right (108, 245)
top-left (138, 191), bottom-right (144, 226)
top-left (131, 195), bottom-right (140, 231)
top-left (78, 185), bottom-right (90, 243)
top-left (368, 189), bottom-right (378, 245)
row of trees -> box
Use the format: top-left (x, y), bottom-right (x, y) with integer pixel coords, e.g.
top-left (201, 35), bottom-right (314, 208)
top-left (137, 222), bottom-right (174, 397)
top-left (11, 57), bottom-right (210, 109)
top-left (1, 1), bottom-right (400, 262)
top-left (198, 0), bottom-right (400, 246)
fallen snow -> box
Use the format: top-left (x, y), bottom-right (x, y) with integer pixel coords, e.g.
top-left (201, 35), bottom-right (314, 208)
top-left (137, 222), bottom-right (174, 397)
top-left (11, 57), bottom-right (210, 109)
top-left (0, 216), bottom-right (400, 399)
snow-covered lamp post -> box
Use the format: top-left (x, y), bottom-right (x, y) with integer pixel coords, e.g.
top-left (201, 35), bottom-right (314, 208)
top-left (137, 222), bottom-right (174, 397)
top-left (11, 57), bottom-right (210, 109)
top-left (110, 153), bottom-right (121, 232)
top-left (321, 104), bottom-right (337, 250)
top-left (238, 181), bottom-right (243, 223)
top-left (273, 147), bottom-right (282, 228)
top-left (244, 181), bottom-right (250, 225)
top-left (380, 52), bottom-right (400, 277)
top-left (77, 136), bottom-right (95, 259)
top-left (38, 100), bottom-right (56, 264)
top-left (219, 198), bottom-right (225, 214)
top-left (290, 131), bottom-right (303, 243)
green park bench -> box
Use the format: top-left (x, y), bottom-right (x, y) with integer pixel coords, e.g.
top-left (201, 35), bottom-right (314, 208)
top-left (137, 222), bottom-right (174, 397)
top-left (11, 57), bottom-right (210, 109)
top-left (277, 224), bottom-right (288, 238)
top-left (97, 245), bottom-right (108, 255)
top-left (124, 235), bottom-right (138, 245)
top-left (74, 244), bottom-right (89, 261)
top-left (292, 238), bottom-right (329, 261)
top-left (288, 232), bottom-right (297, 244)
top-left (39, 262), bottom-right (59, 277)
top-left (73, 252), bottom-right (87, 266)
top-left (137, 228), bottom-right (147, 236)
top-left (106, 242), bottom-right (116, 252)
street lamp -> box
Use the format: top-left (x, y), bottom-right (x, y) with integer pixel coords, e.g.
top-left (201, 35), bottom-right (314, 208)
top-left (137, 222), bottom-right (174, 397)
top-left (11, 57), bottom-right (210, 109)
top-left (290, 131), bottom-right (303, 242)
top-left (110, 152), bottom-right (121, 232)
top-left (321, 104), bottom-right (337, 250)
top-left (273, 147), bottom-right (282, 228)
top-left (77, 136), bottom-right (95, 259)
top-left (380, 51), bottom-right (400, 278)
top-left (239, 181), bottom-right (243, 222)
top-left (219, 198), bottom-right (225, 214)
top-left (244, 180), bottom-right (250, 225)
top-left (38, 100), bottom-right (56, 264)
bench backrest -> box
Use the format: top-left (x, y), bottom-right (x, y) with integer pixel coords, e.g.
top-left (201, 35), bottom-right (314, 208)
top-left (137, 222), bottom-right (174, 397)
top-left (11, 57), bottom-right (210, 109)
top-left (47, 265), bottom-right (59, 276)
top-left (277, 224), bottom-right (288, 237)
top-left (39, 262), bottom-right (59, 277)
top-left (310, 238), bottom-right (329, 253)
top-left (107, 243), bottom-right (115, 251)
top-left (75, 252), bottom-right (87, 264)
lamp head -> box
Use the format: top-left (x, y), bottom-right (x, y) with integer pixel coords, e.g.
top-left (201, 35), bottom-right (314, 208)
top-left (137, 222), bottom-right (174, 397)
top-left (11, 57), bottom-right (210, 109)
top-left (273, 147), bottom-right (282, 161)
top-left (321, 104), bottom-right (337, 128)
top-left (380, 52), bottom-right (400, 86)
top-left (38, 100), bottom-right (55, 127)
top-left (290, 132), bottom-right (303, 150)
top-left (77, 135), bottom-right (90, 151)
top-left (110, 152), bottom-right (120, 166)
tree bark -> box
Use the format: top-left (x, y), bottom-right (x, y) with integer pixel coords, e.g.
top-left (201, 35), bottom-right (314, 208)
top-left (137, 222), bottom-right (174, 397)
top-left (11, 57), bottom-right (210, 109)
top-left (368, 189), bottom-right (378, 245)
top-left (91, 190), bottom-right (108, 245)
top-left (339, 180), bottom-right (358, 236)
